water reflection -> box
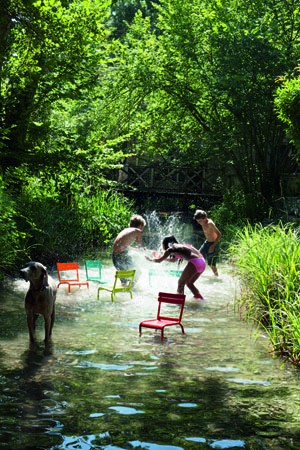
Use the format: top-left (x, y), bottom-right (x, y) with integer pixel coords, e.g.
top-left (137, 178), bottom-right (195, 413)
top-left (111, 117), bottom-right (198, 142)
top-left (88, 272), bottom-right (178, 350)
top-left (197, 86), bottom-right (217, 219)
top-left (0, 264), bottom-right (300, 449)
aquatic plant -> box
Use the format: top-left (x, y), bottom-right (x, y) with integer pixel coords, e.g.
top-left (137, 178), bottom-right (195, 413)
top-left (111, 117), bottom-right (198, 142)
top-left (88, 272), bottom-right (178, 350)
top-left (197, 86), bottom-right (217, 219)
top-left (229, 222), bottom-right (300, 365)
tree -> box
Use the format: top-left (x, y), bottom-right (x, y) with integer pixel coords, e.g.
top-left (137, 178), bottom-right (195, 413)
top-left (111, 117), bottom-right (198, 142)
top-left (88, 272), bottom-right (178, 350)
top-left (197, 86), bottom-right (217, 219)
top-left (275, 64), bottom-right (300, 154)
top-left (102, 0), bottom-right (300, 218)
top-left (0, 0), bottom-right (111, 170)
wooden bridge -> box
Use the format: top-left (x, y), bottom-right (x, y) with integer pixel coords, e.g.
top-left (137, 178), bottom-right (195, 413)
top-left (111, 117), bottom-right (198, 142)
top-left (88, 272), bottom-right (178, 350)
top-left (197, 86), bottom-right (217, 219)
top-left (114, 161), bottom-right (223, 197)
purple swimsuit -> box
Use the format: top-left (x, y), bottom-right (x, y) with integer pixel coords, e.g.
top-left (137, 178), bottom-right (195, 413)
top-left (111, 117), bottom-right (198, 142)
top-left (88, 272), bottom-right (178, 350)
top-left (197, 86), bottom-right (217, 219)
top-left (188, 257), bottom-right (206, 273)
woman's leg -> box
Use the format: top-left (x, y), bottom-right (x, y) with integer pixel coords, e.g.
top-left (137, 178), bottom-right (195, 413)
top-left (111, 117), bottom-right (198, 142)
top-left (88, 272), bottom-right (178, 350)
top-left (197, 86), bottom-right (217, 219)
top-left (186, 272), bottom-right (202, 297)
top-left (178, 263), bottom-right (199, 295)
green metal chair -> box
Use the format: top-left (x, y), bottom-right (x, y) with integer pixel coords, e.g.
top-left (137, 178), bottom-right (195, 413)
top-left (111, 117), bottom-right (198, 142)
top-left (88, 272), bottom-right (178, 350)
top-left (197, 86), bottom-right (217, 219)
top-left (97, 269), bottom-right (136, 302)
top-left (85, 260), bottom-right (107, 284)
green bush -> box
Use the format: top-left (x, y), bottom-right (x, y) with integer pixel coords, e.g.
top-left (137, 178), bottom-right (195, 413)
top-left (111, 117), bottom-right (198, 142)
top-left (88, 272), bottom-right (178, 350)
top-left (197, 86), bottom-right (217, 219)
top-left (229, 222), bottom-right (300, 364)
top-left (0, 177), bottom-right (28, 276)
top-left (13, 172), bottom-right (134, 265)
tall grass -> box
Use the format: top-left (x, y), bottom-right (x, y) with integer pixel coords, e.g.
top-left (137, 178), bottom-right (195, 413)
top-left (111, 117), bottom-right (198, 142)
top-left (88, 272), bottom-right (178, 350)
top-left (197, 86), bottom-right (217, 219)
top-left (228, 223), bottom-right (300, 365)
top-left (13, 172), bottom-right (135, 266)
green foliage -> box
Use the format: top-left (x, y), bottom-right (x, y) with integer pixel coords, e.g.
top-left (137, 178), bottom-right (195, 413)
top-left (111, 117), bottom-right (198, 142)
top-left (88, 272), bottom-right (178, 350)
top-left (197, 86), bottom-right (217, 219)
top-left (275, 66), bottom-right (300, 154)
top-left (11, 169), bottom-right (134, 265)
top-left (102, 0), bottom-right (300, 217)
top-left (228, 223), bottom-right (300, 364)
top-left (0, 0), bottom-right (111, 167)
top-left (0, 177), bottom-right (28, 275)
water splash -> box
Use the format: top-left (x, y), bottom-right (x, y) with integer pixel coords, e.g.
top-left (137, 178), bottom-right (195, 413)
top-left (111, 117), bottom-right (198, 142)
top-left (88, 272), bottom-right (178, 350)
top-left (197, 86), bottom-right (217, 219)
top-left (143, 211), bottom-right (192, 250)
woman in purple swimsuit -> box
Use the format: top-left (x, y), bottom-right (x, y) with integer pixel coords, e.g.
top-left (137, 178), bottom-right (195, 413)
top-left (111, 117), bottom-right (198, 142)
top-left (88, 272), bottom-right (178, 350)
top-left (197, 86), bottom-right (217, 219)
top-left (146, 235), bottom-right (206, 299)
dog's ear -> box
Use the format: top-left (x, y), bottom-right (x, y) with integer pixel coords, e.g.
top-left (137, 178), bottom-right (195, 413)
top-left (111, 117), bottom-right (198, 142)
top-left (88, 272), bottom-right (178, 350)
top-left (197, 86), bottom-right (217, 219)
top-left (42, 266), bottom-right (49, 288)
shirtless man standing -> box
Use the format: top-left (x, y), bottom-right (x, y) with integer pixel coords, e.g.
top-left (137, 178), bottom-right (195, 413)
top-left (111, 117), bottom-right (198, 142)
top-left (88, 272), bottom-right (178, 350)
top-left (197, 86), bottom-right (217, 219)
top-left (193, 209), bottom-right (221, 276)
top-left (112, 214), bottom-right (146, 283)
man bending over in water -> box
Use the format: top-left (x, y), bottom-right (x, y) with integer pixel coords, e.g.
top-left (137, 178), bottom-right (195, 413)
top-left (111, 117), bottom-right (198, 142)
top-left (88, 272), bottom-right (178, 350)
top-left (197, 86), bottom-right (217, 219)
top-left (193, 209), bottom-right (221, 276)
top-left (112, 214), bottom-right (146, 283)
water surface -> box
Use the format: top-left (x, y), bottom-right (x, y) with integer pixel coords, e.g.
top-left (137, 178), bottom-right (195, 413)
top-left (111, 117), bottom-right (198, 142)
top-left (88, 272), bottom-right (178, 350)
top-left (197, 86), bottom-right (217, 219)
top-left (0, 262), bottom-right (299, 450)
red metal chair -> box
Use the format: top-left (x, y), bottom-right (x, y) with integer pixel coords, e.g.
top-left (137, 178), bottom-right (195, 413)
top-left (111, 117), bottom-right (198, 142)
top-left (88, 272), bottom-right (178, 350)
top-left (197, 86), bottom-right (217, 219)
top-left (139, 292), bottom-right (186, 340)
top-left (56, 262), bottom-right (89, 293)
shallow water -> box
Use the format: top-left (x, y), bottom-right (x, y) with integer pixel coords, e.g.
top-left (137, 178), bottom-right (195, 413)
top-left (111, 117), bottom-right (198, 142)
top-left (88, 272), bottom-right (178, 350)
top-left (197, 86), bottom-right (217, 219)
top-left (0, 261), bottom-right (300, 450)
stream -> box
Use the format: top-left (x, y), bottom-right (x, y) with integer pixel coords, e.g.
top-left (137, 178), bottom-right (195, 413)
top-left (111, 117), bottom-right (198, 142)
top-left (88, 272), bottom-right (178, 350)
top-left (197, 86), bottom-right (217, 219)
top-left (0, 258), bottom-right (299, 450)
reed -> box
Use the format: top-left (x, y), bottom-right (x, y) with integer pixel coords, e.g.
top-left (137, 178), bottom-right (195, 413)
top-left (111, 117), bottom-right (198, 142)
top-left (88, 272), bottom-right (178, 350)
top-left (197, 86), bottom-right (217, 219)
top-left (229, 222), bottom-right (300, 364)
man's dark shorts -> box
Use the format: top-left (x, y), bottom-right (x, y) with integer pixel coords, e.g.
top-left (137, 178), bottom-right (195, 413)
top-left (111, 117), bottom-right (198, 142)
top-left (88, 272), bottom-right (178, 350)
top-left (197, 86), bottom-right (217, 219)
top-left (112, 251), bottom-right (134, 271)
top-left (199, 240), bottom-right (219, 267)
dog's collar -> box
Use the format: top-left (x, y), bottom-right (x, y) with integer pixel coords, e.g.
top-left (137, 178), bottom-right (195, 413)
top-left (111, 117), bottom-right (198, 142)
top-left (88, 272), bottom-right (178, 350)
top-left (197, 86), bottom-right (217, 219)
top-left (30, 285), bottom-right (46, 292)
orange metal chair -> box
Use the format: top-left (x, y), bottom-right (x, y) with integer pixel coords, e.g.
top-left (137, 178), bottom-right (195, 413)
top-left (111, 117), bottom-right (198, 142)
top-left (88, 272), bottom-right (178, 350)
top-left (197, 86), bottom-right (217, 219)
top-left (56, 262), bottom-right (89, 293)
top-left (139, 292), bottom-right (186, 340)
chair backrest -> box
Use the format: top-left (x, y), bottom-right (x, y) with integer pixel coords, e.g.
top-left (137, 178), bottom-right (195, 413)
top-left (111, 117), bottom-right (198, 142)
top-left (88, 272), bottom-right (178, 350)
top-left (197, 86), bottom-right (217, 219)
top-left (85, 260), bottom-right (102, 281)
top-left (157, 292), bottom-right (186, 322)
top-left (56, 262), bottom-right (80, 282)
top-left (114, 269), bottom-right (136, 289)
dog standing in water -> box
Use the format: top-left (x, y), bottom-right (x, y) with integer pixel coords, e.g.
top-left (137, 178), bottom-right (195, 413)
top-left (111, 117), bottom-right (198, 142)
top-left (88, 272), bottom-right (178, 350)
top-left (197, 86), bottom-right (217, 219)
top-left (20, 261), bottom-right (57, 343)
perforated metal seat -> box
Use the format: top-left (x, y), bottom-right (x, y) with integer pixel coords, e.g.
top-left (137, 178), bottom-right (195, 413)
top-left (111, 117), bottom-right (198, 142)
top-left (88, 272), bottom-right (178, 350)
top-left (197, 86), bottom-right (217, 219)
top-left (139, 292), bottom-right (186, 340)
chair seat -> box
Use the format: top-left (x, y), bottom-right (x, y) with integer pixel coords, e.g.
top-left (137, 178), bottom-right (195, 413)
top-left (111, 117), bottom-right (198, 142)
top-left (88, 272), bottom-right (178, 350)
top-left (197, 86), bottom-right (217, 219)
top-left (139, 292), bottom-right (186, 340)
top-left (140, 318), bottom-right (181, 329)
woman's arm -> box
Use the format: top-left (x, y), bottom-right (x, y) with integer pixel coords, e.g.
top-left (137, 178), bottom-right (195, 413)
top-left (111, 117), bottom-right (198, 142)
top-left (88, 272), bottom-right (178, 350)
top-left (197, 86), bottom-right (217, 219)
top-left (145, 249), bottom-right (170, 263)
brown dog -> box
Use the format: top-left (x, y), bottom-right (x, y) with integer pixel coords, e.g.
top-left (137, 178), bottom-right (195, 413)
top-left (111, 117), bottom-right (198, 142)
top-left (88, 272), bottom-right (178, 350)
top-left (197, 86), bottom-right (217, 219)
top-left (20, 261), bottom-right (57, 343)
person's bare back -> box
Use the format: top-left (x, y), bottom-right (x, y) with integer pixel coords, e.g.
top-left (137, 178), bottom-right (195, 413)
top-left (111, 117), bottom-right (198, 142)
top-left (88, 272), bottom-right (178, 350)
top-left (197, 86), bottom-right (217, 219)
top-left (113, 227), bottom-right (143, 254)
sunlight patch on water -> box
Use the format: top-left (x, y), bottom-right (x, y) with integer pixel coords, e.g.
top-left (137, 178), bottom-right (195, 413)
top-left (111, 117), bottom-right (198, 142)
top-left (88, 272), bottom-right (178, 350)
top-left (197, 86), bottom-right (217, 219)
top-left (77, 361), bottom-right (134, 371)
top-left (184, 437), bottom-right (245, 449)
top-left (184, 436), bottom-right (206, 443)
top-left (205, 366), bottom-right (240, 373)
top-left (227, 378), bottom-right (272, 386)
top-left (177, 402), bottom-right (198, 408)
top-left (57, 432), bottom-right (111, 450)
top-left (108, 406), bottom-right (144, 415)
top-left (210, 439), bottom-right (245, 449)
top-left (129, 441), bottom-right (184, 450)
top-left (65, 349), bottom-right (97, 355)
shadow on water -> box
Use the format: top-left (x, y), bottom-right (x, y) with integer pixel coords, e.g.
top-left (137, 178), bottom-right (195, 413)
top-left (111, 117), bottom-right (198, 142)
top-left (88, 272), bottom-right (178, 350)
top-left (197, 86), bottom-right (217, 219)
top-left (0, 213), bottom-right (300, 449)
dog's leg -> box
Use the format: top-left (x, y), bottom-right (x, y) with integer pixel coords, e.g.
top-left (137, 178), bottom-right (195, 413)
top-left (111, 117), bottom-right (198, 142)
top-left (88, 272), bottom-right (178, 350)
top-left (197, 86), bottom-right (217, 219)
top-left (49, 305), bottom-right (55, 339)
top-left (27, 314), bottom-right (37, 342)
top-left (44, 316), bottom-right (53, 342)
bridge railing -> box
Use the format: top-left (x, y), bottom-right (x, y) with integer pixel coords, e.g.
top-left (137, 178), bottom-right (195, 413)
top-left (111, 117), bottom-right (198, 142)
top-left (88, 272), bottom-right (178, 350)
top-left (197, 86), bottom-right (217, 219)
top-left (116, 163), bottom-right (221, 195)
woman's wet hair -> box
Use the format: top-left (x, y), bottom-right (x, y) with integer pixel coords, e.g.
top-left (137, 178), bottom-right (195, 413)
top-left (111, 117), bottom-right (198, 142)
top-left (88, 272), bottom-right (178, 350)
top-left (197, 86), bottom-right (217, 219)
top-left (162, 235), bottom-right (178, 250)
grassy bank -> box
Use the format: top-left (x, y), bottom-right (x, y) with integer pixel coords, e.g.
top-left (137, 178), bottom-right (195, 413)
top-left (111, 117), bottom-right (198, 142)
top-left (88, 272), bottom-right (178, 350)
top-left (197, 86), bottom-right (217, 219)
top-left (228, 223), bottom-right (300, 365)
top-left (0, 173), bottom-right (135, 277)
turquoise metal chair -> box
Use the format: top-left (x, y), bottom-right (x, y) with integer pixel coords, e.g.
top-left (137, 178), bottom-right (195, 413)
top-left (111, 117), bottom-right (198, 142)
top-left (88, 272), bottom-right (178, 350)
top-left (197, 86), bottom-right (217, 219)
top-left (85, 260), bottom-right (107, 284)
